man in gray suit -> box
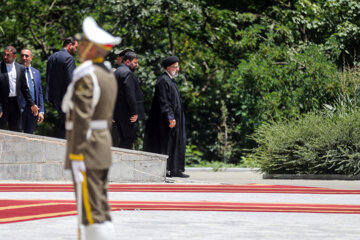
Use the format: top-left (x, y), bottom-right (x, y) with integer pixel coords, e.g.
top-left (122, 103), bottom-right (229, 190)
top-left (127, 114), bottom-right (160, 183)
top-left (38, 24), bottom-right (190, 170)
top-left (46, 37), bottom-right (78, 138)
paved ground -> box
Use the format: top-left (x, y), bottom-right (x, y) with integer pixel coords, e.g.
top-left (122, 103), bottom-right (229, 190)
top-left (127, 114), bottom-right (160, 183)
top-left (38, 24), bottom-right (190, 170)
top-left (180, 170), bottom-right (360, 189)
top-left (1, 170), bottom-right (360, 240)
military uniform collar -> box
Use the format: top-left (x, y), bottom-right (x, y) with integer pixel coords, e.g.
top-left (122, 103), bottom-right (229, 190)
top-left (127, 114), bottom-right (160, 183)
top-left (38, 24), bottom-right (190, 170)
top-left (72, 60), bottom-right (94, 82)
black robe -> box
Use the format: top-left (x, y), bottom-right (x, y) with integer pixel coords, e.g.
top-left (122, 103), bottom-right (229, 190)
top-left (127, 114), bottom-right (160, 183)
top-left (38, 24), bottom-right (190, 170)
top-left (144, 72), bottom-right (186, 173)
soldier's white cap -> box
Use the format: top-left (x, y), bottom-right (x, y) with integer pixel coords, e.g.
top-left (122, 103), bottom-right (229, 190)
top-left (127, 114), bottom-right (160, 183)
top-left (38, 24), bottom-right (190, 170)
top-left (78, 16), bottom-right (121, 50)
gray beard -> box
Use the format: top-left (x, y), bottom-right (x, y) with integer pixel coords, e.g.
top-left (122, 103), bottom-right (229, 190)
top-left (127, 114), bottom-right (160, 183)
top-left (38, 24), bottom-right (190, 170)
top-left (170, 70), bottom-right (178, 78)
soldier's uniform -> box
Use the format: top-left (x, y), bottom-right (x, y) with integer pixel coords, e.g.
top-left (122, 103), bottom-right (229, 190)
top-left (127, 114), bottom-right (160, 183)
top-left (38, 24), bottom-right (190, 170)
top-left (61, 16), bottom-right (121, 240)
top-left (64, 61), bottom-right (117, 224)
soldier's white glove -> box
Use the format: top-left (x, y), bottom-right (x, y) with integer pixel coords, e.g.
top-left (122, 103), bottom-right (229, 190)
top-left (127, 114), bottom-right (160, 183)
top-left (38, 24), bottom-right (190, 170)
top-left (71, 161), bottom-right (86, 183)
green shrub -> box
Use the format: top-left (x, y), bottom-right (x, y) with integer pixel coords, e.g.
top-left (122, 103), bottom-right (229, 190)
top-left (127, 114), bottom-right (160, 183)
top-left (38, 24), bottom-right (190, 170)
top-left (239, 156), bottom-right (260, 168)
top-left (250, 110), bottom-right (360, 175)
top-left (186, 160), bottom-right (241, 171)
top-left (226, 43), bottom-right (340, 163)
top-left (185, 145), bottom-right (204, 166)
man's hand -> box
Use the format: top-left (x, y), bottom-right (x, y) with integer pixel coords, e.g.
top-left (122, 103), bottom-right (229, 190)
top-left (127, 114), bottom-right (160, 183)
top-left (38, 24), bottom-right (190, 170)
top-left (130, 114), bottom-right (138, 123)
top-left (31, 105), bottom-right (39, 116)
top-left (169, 119), bottom-right (176, 128)
top-left (71, 161), bottom-right (86, 183)
top-left (37, 113), bottom-right (44, 124)
top-left (0, 112), bottom-right (3, 118)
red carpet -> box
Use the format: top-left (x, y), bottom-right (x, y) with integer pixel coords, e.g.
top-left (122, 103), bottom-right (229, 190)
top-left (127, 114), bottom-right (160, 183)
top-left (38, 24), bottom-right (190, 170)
top-left (0, 183), bottom-right (359, 194)
top-left (1, 184), bottom-right (359, 224)
top-left (1, 199), bottom-right (360, 224)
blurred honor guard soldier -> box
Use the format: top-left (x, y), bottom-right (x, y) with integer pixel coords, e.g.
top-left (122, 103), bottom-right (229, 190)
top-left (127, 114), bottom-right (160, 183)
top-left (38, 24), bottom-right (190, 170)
top-left (20, 48), bottom-right (45, 133)
top-left (144, 56), bottom-right (189, 178)
top-left (62, 16), bottom-right (120, 240)
top-left (46, 36), bottom-right (78, 138)
top-left (113, 50), bottom-right (144, 149)
top-left (0, 46), bottom-right (39, 131)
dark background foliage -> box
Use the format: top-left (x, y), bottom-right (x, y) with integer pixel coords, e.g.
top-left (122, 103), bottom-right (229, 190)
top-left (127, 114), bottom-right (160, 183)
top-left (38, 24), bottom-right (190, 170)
top-left (1, 0), bottom-right (360, 165)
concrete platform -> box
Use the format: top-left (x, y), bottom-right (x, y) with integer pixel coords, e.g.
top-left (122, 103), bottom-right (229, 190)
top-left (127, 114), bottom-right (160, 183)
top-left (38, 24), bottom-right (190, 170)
top-left (0, 130), bottom-right (167, 182)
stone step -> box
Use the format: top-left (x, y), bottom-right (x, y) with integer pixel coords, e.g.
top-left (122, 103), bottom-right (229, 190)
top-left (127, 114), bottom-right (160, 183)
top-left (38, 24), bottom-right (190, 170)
top-left (0, 130), bottom-right (167, 182)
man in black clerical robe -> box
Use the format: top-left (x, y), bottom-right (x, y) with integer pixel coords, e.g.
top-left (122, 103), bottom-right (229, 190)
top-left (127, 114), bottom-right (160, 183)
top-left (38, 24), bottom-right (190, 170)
top-left (144, 56), bottom-right (189, 178)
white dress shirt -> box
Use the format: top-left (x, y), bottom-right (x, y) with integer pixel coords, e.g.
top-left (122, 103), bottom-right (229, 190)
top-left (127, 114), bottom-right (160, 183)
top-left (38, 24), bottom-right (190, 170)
top-left (6, 62), bottom-right (17, 97)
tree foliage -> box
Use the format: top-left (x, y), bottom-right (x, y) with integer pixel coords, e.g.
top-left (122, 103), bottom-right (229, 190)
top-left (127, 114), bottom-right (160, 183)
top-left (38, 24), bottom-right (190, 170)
top-left (0, 0), bottom-right (359, 164)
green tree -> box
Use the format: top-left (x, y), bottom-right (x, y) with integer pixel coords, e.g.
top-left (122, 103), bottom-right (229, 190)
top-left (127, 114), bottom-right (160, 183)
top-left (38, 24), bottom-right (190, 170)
top-left (1, 0), bottom-right (360, 165)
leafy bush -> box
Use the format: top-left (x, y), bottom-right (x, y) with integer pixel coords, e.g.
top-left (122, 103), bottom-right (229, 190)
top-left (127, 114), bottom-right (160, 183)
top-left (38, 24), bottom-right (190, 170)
top-left (239, 156), bottom-right (260, 168)
top-left (186, 160), bottom-right (242, 171)
top-left (226, 43), bottom-right (340, 162)
top-left (250, 110), bottom-right (360, 175)
top-left (185, 145), bottom-right (204, 166)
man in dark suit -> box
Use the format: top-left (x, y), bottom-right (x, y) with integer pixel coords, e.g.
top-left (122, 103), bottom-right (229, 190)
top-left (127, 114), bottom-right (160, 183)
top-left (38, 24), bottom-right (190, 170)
top-left (20, 48), bottom-right (44, 134)
top-left (144, 56), bottom-right (189, 178)
top-left (0, 46), bottom-right (39, 132)
top-left (46, 37), bottom-right (78, 138)
top-left (113, 51), bottom-right (144, 149)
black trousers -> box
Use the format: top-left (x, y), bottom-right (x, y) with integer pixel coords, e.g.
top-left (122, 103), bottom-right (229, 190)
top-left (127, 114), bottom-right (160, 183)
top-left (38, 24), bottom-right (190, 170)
top-left (115, 121), bottom-right (136, 149)
top-left (111, 122), bottom-right (120, 147)
top-left (53, 102), bottom-right (66, 139)
top-left (22, 106), bottom-right (37, 134)
top-left (0, 97), bottom-right (22, 132)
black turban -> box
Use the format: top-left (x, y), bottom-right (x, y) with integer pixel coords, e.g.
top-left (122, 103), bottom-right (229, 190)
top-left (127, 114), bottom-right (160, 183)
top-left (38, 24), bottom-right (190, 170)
top-left (161, 55), bottom-right (179, 68)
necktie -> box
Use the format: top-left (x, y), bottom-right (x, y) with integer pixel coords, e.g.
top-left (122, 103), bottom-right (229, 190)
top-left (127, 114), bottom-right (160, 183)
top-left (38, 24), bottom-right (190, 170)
top-left (26, 68), bottom-right (35, 100)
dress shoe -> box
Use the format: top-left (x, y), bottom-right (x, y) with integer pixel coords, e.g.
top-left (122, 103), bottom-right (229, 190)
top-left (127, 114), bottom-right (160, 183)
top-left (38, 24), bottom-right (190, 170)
top-left (166, 173), bottom-right (173, 178)
top-left (172, 172), bottom-right (189, 178)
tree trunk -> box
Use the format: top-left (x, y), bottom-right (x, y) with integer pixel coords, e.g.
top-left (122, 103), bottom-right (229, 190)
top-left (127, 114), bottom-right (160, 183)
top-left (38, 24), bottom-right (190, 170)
top-left (165, 9), bottom-right (175, 55)
top-left (300, 24), bottom-right (308, 42)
